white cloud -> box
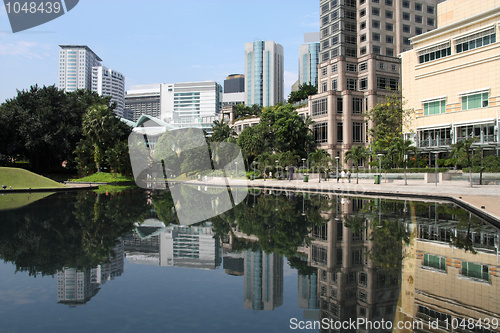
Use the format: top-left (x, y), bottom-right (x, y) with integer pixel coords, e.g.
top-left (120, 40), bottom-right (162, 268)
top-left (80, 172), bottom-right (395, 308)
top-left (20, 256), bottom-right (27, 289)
top-left (0, 35), bottom-right (53, 59)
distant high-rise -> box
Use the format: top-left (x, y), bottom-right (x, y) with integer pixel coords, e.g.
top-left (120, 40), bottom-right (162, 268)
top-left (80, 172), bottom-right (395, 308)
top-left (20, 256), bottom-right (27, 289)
top-left (223, 74), bottom-right (245, 106)
top-left (244, 40), bottom-right (284, 107)
top-left (58, 45), bottom-right (102, 92)
top-left (91, 65), bottom-right (125, 117)
top-left (299, 42), bottom-right (320, 87)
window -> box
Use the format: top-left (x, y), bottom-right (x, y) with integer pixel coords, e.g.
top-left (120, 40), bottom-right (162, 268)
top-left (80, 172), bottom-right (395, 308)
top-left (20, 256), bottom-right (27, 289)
top-left (373, 32), bottom-right (381, 41)
top-left (373, 45), bottom-right (381, 54)
top-left (321, 3), bottom-right (329, 14)
top-left (331, 0), bottom-right (338, 7)
top-left (372, 20), bottom-right (380, 29)
top-left (386, 48), bottom-right (394, 56)
top-left (345, 0), bottom-right (356, 7)
top-left (415, 27), bottom-right (423, 35)
top-left (332, 79), bottom-right (338, 90)
top-left (352, 249), bottom-right (363, 265)
top-left (462, 261), bottom-right (489, 281)
top-left (372, 7), bottom-right (380, 16)
top-left (353, 97), bottom-right (363, 113)
top-left (337, 122), bottom-right (343, 142)
top-left (347, 63), bottom-right (357, 72)
top-left (360, 46), bottom-right (367, 55)
top-left (404, 37), bottom-right (411, 45)
top-left (402, 0), bottom-right (410, 8)
top-left (346, 35), bottom-right (357, 44)
top-left (322, 40), bottom-right (329, 49)
top-left (322, 15), bottom-right (329, 25)
top-left (322, 67), bottom-right (328, 76)
top-left (312, 98), bottom-right (328, 116)
top-left (321, 82), bottom-right (327, 92)
top-left (331, 63), bottom-right (338, 72)
top-left (462, 92), bottom-right (489, 110)
top-left (359, 62), bottom-right (367, 71)
top-left (353, 122), bottom-right (363, 142)
top-left (385, 10), bottom-right (393, 19)
top-left (345, 10), bottom-right (356, 20)
top-left (386, 35), bottom-right (394, 44)
top-left (337, 97), bottom-right (343, 113)
top-left (386, 22), bottom-right (393, 31)
top-left (391, 64), bottom-right (397, 71)
top-left (423, 99), bottom-right (446, 115)
top-left (455, 28), bottom-right (496, 54)
top-left (427, 5), bottom-right (434, 14)
top-left (418, 44), bottom-right (451, 63)
top-left (346, 48), bottom-right (357, 57)
top-left (359, 77), bottom-right (368, 90)
top-left (313, 122), bottom-right (328, 143)
top-left (385, 0), bottom-right (393, 6)
top-left (423, 254), bottom-right (446, 271)
top-left (360, 8), bottom-right (366, 17)
top-left (415, 2), bottom-right (422, 11)
top-left (347, 78), bottom-right (357, 90)
top-left (331, 9), bottom-right (339, 20)
top-left (403, 12), bottom-right (410, 21)
top-left (345, 22), bottom-right (357, 32)
top-left (379, 62), bottom-right (385, 70)
top-left (415, 15), bottom-right (423, 23)
top-left (427, 18), bottom-right (435, 26)
top-left (377, 77), bottom-right (398, 90)
top-left (403, 24), bottom-right (411, 33)
top-left (360, 33), bottom-right (366, 42)
top-left (360, 21), bottom-right (366, 30)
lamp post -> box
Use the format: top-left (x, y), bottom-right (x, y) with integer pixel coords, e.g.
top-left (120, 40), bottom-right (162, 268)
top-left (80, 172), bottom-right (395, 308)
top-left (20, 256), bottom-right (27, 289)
top-left (302, 158), bottom-right (306, 177)
top-left (335, 156), bottom-right (340, 183)
top-left (433, 151), bottom-right (439, 186)
top-left (377, 153), bottom-right (383, 183)
top-left (235, 161), bottom-right (238, 179)
top-left (275, 160), bottom-right (279, 180)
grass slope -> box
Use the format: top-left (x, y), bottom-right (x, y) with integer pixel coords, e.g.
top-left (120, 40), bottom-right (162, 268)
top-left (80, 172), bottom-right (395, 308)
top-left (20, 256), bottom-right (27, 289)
top-left (0, 167), bottom-right (65, 189)
top-left (69, 172), bottom-right (134, 183)
top-left (0, 192), bottom-right (54, 211)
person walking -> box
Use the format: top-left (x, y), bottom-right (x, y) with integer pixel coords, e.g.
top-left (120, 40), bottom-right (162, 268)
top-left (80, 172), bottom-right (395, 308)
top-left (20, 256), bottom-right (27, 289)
top-left (347, 170), bottom-right (351, 183)
top-left (341, 170), bottom-right (346, 183)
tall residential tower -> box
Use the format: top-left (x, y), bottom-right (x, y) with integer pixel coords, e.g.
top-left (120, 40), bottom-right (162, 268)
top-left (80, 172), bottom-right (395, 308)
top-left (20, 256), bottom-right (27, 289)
top-left (244, 40), bottom-right (284, 107)
top-left (59, 45), bottom-right (102, 92)
top-left (309, 0), bottom-right (443, 164)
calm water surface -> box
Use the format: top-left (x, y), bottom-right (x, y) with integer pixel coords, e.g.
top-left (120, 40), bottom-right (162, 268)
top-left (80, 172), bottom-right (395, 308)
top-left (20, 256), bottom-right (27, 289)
top-left (0, 188), bottom-right (499, 333)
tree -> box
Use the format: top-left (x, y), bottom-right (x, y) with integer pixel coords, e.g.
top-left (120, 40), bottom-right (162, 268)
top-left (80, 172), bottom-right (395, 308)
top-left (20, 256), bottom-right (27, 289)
top-left (389, 138), bottom-right (417, 185)
top-left (450, 138), bottom-right (477, 188)
top-left (287, 83), bottom-right (317, 104)
top-left (344, 145), bottom-right (369, 184)
top-left (237, 126), bottom-right (265, 164)
top-left (365, 92), bottom-right (413, 153)
top-left (234, 104), bottom-right (262, 120)
top-left (210, 118), bottom-right (235, 142)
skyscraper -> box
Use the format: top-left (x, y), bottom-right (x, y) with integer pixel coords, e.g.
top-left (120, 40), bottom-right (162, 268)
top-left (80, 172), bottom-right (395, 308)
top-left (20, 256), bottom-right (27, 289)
top-left (91, 65), bottom-right (125, 117)
top-left (299, 42), bottom-right (320, 87)
top-left (310, 0), bottom-right (443, 164)
top-left (58, 45), bottom-right (102, 92)
top-left (244, 40), bottom-right (284, 107)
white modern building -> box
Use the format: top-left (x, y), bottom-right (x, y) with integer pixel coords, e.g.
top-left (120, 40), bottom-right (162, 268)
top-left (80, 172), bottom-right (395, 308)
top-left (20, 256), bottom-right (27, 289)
top-left (244, 40), bottom-right (284, 107)
top-left (299, 38), bottom-right (320, 87)
top-left (124, 81), bottom-right (222, 130)
top-left (58, 45), bottom-right (102, 92)
top-left (91, 65), bottom-right (125, 117)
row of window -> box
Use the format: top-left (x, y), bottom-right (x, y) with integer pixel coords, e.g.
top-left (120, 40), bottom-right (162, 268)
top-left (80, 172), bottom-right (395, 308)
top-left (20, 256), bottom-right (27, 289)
top-left (422, 254), bottom-right (490, 282)
top-left (419, 30), bottom-right (496, 64)
top-left (312, 96), bottom-right (366, 114)
top-left (313, 121), bottom-right (368, 143)
top-left (422, 92), bottom-right (489, 116)
top-left (319, 76), bottom-right (397, 92)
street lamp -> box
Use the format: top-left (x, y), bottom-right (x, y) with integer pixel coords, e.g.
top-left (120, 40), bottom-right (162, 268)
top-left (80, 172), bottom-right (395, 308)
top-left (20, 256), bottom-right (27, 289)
top-left (275, 160), bottom-right (279, 180)
top-left (432, 151), bottom-right (439, 186)
top-left (335, 156), bottom-right (340, 183)
top-left (235, 161), bottom-right (238, 179)
top-left (302, 158), bottom-right (306, 175)
top-left (377, 153), bottom-right (383, 183)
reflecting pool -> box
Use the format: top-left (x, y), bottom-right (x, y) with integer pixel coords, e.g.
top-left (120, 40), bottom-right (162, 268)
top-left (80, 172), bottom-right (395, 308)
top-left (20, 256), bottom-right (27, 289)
top-left (0, 188), bottom-right (499, 332)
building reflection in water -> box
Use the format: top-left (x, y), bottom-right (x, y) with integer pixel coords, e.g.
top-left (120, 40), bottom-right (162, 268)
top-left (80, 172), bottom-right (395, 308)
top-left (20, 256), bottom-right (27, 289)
top-left (57, 240), bottom-right (125, 306)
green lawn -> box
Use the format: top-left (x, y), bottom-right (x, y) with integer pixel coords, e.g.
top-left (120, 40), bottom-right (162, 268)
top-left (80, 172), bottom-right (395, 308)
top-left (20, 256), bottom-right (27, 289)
top-left (0, 167), bottom-right (65, 189)
top-left (0, 192), bottom-right (54, 211)
top-left (69, 172), bottom-right (134, 183)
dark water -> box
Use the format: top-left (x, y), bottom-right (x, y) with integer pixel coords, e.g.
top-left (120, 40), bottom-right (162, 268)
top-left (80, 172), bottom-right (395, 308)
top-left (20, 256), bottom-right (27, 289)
top-left (0, 188), bottom-right (499, 333)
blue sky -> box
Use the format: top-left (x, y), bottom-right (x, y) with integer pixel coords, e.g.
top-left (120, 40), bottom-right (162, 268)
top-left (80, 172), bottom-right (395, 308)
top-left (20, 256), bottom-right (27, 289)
top-left (0, 0), bottom-right (319, 103)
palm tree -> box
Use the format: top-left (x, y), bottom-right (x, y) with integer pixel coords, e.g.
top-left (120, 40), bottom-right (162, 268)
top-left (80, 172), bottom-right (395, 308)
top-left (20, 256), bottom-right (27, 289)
top-left (211, 118), bottom-right (235, 142)
top-left (82, 103), bottom-right (115, 172)
top-left (390, 138), bottom-right (417, 185)
top-left (450, 137), bottom-right (477, 188)
top-left (344, 145), bottom-right (369, 184)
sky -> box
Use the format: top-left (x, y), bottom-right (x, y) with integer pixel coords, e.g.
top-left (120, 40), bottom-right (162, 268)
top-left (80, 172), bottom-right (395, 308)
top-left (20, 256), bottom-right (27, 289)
top-left (0, 0), bottom-right (319, 103)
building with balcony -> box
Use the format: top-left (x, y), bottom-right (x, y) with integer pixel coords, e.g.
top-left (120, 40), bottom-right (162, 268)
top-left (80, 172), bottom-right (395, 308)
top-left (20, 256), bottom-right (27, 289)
top-left (91, 65), bottom-right (125, 117)
top-left (402, 0), bottom-right (500, 160)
